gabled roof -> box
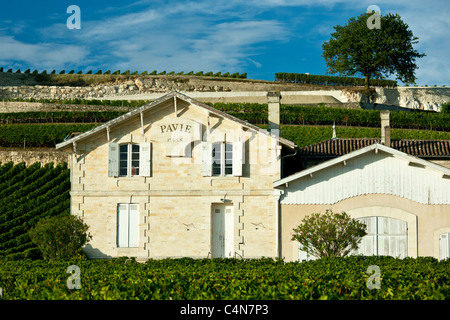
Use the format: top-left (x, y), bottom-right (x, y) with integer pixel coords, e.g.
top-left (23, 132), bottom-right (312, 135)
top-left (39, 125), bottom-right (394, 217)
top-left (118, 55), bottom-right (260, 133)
top-left (56, 91), bottom-right (296, 151)
top-left (274, 143), bottom-right (450, 188)
top-left (298, 138), bottom-right (450, 158)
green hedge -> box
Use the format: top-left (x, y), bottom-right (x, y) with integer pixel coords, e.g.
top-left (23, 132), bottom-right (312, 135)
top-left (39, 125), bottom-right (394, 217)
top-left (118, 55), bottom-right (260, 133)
top-left (208, 103), bottom-right (450, 131)
top-left (275, 72), bottom-right (397, 88)
top-left (276, 126), bottom-right (450, 148)
top-left (0, 256), bottom-right (448, 299)
top-left (0, 122), bottom-right (447, 149)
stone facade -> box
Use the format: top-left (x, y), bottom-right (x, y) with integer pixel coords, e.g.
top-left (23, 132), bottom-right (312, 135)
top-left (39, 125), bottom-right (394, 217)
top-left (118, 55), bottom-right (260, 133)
top-left (57, 92), bottom-right (293, 260)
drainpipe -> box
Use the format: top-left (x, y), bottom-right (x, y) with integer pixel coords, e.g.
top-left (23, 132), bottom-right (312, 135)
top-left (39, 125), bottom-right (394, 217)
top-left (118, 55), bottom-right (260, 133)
top-left (281, 145), bottom-right (299, 179)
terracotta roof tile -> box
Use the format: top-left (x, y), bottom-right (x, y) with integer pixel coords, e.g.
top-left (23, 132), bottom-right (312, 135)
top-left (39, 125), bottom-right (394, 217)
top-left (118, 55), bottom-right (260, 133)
top-left (299, 139), bottom-right (450, 158)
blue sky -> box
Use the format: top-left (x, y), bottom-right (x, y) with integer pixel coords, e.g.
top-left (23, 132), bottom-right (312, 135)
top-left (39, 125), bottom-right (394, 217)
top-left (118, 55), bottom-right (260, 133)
top-left (0, 0), bottom-right (448, 86)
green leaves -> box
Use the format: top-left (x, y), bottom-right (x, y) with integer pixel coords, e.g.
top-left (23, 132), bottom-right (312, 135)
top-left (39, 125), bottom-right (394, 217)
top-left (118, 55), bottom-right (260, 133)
top-left (321, 12), bottom-right (425, 87)
top-left (292, 210), bottom-right (367, 258)
top-left (275, 72), bottom-right (397, 87)
top-left (28, 215), bottom-right (92, 261)
top-left (0, 256), bottom-right (448, 300)
top-left (0, 162), bottom-right (70, 260)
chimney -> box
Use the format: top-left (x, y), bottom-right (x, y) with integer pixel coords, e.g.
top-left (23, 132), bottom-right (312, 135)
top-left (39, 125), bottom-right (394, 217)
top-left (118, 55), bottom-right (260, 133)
top-left (267, 91), bottom-right (281, 134)
top-left (380, 110), bottom-right (391, 147)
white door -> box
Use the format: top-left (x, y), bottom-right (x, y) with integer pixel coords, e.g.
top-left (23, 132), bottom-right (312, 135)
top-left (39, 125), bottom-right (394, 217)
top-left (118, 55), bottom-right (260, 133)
top-left (211, 204), bottom-right (234, 258)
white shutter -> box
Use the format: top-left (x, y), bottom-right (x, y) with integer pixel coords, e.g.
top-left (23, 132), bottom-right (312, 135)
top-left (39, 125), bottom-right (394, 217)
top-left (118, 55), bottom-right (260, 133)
top-left (354, 217), bottom-right (377, 256)
top-left (128, 204), bottom-right (139, 247)
top-left (117, 204), bottom-right (129, 247)
top-left (139, 142), bottom-right (152, 177)
top-left (378, 217), bottom-right (407, 258)
top-left (201, 142), bottom-right (212, 177)
top-left (232, 141), bottom-right (244, 176)
top-left (440, 233), bottom-right (450, 260)
top-left (108, 142), bottom-right (119, 177)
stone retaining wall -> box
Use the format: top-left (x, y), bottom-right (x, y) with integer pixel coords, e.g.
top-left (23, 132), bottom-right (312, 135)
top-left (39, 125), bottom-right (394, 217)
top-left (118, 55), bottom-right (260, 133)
top-left (0, 149), bottom-right (69, 166)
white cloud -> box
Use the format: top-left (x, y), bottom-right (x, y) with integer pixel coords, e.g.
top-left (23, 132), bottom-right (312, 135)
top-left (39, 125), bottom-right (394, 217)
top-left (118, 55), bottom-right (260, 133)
top-left (0, 35), bottom-right (89, 69)
top-left (0, 0), bottom-right (447, 85)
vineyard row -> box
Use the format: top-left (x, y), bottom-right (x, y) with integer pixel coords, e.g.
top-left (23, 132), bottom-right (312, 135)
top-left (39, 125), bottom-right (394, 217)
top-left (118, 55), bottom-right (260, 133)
top-left (0, 103), bottom-right (448, 131)
top-left (0, 162), bottom-right (70, 260)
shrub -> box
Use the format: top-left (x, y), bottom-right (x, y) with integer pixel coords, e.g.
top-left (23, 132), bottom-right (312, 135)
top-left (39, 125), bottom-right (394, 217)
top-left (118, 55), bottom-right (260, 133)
top-left (441, 102), bottom-right (450, 114)
top-left (28, 215), bottom-right (92, 260)
top-left (291, 210), bottom-right (367, 258)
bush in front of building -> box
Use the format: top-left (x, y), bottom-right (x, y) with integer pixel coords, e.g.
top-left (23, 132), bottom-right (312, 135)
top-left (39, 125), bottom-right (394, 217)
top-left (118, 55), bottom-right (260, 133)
top-left (28, 215), bottom-right (92, 260)
top-left (291, 210), bottom-right (367, 258)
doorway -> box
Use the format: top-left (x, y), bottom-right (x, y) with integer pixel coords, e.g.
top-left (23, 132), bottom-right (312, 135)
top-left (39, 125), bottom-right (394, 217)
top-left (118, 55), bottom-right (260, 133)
top-left (211, 204), bottom-right (234, 258)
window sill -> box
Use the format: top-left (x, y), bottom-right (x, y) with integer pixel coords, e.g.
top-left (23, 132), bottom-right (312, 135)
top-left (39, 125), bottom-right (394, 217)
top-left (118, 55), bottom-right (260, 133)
top-left (211, 175), bottom-right (236, 179)
top-left (113, 176), bottom-right (147, 181)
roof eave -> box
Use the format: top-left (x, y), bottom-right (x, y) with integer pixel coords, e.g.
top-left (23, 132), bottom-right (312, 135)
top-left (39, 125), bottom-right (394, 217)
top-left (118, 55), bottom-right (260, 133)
top-left (56, 91), bottom-right (297, 151)
top-left (274, 143), bottom-right (450, 187)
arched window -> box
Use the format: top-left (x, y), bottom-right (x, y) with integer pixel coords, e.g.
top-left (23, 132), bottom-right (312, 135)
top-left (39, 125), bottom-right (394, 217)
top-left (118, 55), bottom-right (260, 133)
top-left (355, 216), bottom-right (408, 258)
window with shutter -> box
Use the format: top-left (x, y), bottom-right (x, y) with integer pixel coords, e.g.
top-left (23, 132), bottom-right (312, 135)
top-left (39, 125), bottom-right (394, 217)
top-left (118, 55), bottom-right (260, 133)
top-left (206, 142), bottom-right (241, 177)
top-left (117, 203), bottom-right (139, 248)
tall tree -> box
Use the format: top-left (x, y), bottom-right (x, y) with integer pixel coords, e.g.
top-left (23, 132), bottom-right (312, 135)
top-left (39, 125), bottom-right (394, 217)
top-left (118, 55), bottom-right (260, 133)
top-left (322, 12), bottom-right (425, 89)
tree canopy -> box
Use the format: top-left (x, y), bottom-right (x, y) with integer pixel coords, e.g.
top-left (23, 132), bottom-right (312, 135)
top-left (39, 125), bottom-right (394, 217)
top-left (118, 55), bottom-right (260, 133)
top-left (322, 12), bottom-right (425, 88)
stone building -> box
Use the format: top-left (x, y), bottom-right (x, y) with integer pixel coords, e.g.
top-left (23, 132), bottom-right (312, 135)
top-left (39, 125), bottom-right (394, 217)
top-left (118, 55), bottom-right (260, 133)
top-left (56, 91), bottom-right (296, 260)
top-left (57, 91), bottom-right (450, 261)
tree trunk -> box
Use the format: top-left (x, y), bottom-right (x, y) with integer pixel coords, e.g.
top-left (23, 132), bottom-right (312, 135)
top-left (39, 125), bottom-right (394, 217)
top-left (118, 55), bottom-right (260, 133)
top-left (364, 73), bottom-right (370, 89)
